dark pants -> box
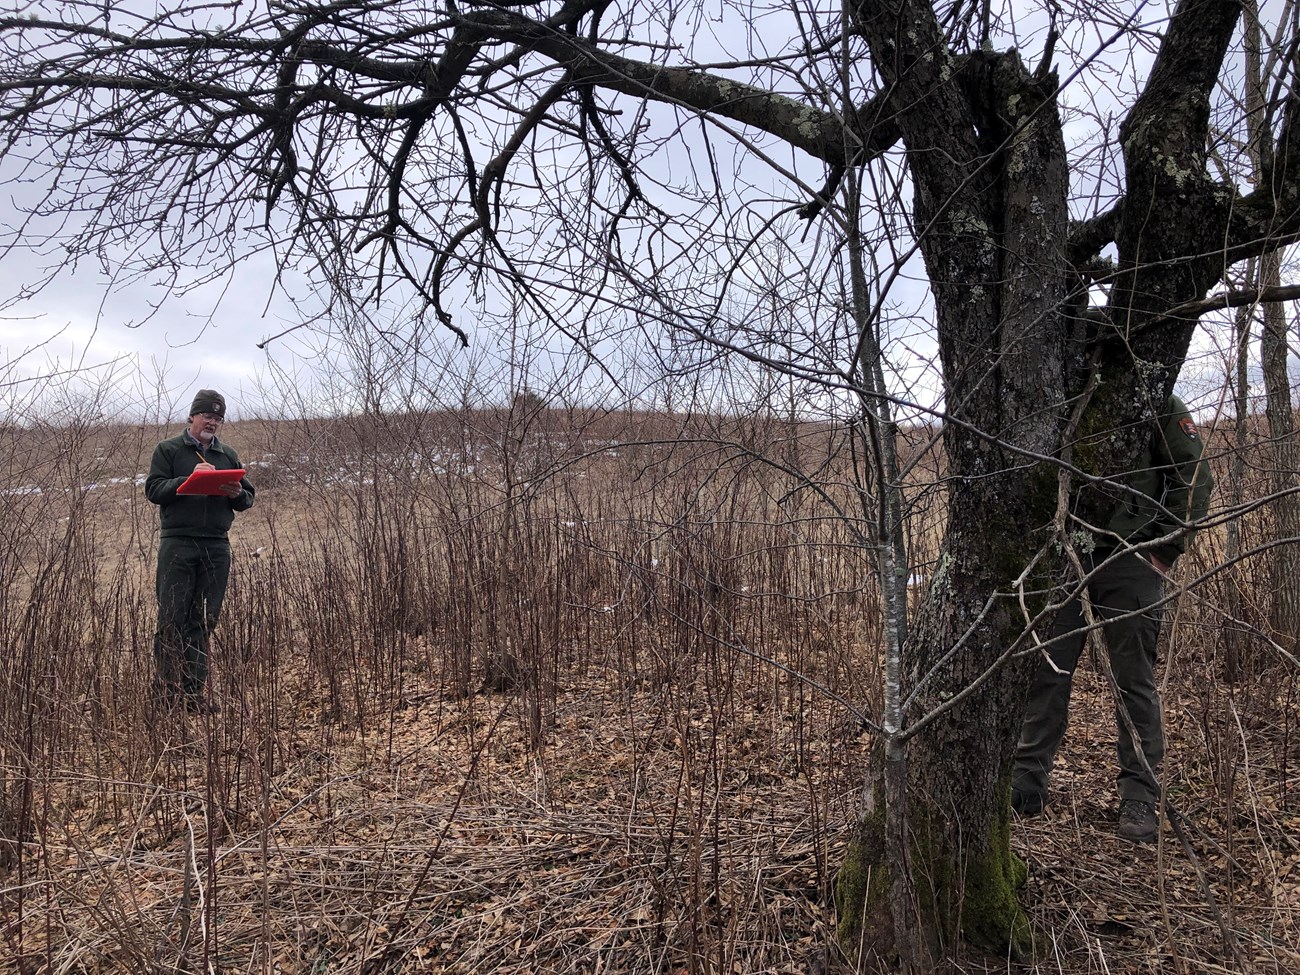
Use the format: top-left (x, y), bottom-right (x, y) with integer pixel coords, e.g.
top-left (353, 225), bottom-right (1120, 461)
top-left (153, 536), bottom-right (231, 703)
top-left (1014, 551), bottom-right (1166, 804)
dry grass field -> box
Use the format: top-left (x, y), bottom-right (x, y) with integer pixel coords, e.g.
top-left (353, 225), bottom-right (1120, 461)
top-left (0, 406), bottom-right (1295, 974)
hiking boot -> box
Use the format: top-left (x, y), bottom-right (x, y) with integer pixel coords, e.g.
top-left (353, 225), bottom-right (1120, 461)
top-left (1118, 799), bottom-right (1158, 843)
top-left (1011, 787), bottom-right (1046, 817)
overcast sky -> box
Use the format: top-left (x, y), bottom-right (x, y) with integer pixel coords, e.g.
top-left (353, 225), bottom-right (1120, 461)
top-left (0, 213), bottom-right (319, 420)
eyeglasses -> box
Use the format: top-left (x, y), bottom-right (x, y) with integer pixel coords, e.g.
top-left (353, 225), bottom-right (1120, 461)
top-left (199, 412), bottom-right (224, 423)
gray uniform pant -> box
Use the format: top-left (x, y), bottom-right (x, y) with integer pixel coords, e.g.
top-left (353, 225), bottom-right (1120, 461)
top-left (1013, 551), bottom-right (1166, 804)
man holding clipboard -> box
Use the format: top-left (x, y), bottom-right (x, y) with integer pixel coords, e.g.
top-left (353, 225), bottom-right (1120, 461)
top-left (145, 389), bottom-right (255, 715)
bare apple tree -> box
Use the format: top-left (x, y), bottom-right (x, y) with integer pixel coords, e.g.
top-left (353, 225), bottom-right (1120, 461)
top-left (3, 0), bottom-right (1300, 965)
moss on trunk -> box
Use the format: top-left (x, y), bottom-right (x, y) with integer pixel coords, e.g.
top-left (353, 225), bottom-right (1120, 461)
top-left (954, 796), bottom-right (1032, 953)
top-left (835, 807), bottom-right (891, 952)
top-left (836, 797), bottom-right (1032, 964)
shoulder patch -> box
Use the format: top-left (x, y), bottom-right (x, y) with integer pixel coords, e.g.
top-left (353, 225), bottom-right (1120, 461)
top-left (1179, 417), bottom-right (1200, 440)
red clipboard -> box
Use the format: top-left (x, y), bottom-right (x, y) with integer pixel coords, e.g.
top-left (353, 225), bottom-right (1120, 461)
top-left (177, 468), bottom-right (246, 496)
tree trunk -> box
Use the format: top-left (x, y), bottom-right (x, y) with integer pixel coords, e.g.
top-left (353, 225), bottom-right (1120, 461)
top-left (837, 0), bottom-right (1244, 962)
top-left (1242, 2), bottom-right (1300, 670)
top-left (1224, 291), bottom-right (1254, 681)
top-left (836, 13), bottom-right (1069, 957)
top-left (1259, 251), bottom-right (1300, 660)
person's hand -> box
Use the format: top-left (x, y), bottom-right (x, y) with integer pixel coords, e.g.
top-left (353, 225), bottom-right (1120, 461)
top-left (194, 461), bottom-right (215, 471)
top-left (1150, 554), bottom-right (1171, 574)
top-left (218, 482), bottom-right (243, 498)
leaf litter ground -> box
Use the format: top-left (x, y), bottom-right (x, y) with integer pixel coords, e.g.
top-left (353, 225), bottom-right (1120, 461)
top-left (3, 656), bottom-right (1295, 974)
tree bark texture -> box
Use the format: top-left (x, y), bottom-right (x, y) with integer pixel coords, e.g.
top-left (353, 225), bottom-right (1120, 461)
top-left (837, 0), bottom-right (1250, 962)
top-left (838, 0), bottom-right (1071, 959)
top-left (1259, 251), bottom-right (1300, 658)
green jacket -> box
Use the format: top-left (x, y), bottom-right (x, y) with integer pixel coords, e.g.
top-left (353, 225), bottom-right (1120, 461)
top-left (1104, 395), bottom-right (1213, 565)
top-left (145, 432), bottom-right (255, 539)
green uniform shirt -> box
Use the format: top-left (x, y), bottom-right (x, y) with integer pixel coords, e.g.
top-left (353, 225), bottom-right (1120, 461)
top-left (145, 432), bottom-right (255, 538)
top-left (1102, 394), bottom-right (1213, 565)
